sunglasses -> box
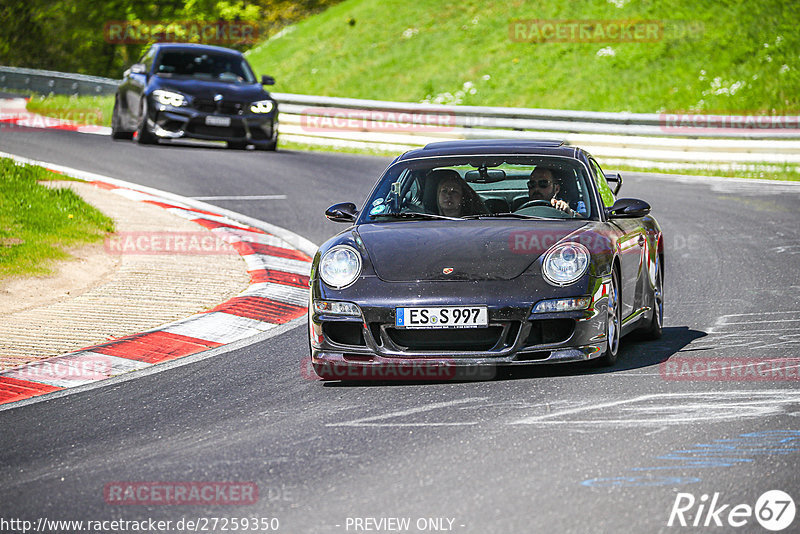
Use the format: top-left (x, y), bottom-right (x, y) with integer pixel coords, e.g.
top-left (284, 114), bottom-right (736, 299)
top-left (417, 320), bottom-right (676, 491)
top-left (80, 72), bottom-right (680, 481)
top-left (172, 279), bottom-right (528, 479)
top-left (527, 179), bottom-right (553, 189)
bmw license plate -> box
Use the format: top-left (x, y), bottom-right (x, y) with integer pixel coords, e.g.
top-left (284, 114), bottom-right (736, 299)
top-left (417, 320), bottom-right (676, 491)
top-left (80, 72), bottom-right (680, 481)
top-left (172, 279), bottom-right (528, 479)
top-left (205, 115), bottom-right (231, 127)
top-left (395, 306), bottom-right (488, 329)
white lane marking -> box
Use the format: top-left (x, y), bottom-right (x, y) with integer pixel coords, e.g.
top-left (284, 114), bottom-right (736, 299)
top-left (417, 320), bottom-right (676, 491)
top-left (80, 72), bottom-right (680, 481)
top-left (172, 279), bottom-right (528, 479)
top-left (190, 195), bottom-right (287, 201)
top-left (510, 391), bottom-right (800, 427)
top-left (327, 398), bottom-right (487, 427)
top-left (163, 311), bottom-right (276, 344)
top-left (711, 328), bottom-right (800, 335)
top-left (717, 310), bottom-right (800, 320)
top-left (709, 310), bottom-right (800, 334)
top-left (718, 319), bottom-right (800, 325)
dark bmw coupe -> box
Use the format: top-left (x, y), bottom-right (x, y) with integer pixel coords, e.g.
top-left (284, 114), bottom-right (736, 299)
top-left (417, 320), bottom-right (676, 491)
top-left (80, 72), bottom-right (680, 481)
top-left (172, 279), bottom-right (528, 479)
top-left (112, 43), bottom-right (278, 150)
top-left (309, 140), bottom-right (664, 380)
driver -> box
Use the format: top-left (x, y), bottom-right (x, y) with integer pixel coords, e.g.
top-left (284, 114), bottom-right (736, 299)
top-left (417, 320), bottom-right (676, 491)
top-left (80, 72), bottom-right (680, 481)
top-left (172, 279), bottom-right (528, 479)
top-left (526, 167), bottom-right (576, 216)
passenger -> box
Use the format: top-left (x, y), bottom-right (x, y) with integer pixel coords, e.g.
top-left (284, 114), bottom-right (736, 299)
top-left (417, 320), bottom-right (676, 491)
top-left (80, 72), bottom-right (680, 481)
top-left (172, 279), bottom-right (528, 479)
top-left (526, 167), bottom-right (576, 215)
top-left (429, 170), bottom-right (486, 217)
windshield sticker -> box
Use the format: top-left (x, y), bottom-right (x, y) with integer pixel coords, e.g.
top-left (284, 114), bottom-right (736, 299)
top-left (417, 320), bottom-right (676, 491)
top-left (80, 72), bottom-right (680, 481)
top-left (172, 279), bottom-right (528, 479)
top-left (370, 204), bottom-right (389, 215)
top-left (372, 198), bottom-right (384, 207)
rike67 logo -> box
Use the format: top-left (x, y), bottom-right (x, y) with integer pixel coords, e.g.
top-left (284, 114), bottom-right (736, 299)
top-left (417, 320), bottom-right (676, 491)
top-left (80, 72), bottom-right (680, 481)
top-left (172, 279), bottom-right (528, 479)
top-left (668, 490), bottom-right (795, 531)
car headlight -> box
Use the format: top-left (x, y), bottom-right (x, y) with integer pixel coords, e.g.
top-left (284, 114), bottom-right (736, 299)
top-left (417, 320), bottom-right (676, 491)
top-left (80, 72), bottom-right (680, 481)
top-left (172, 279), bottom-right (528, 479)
top-left (319, 245), bottom-right (362, 289)
top-left (542, 242), bottom-right (590, 286)
top-left (152, 90), bottom-right (187, 107)
top-left (250, 100), bottom-right (274, 113)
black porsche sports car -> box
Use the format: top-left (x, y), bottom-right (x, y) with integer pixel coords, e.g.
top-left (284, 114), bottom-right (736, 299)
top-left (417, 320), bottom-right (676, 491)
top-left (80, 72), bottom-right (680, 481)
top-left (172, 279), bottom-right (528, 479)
top-left (111, 43), bottom-right (278, 150)
top-left (309, 139), bottom-right (664, 380)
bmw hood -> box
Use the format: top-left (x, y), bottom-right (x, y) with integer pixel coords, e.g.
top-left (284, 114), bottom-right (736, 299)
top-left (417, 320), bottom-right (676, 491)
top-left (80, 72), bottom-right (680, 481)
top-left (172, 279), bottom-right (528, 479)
top-left (151, 77), bottom-right (270, 102)
top-left (356, 220), bottom-right (589, 282)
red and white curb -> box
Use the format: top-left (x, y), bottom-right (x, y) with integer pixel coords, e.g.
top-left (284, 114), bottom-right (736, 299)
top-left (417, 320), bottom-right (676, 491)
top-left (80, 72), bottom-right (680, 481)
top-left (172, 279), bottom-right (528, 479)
top-left (0, 152), bottom-right (315, 407)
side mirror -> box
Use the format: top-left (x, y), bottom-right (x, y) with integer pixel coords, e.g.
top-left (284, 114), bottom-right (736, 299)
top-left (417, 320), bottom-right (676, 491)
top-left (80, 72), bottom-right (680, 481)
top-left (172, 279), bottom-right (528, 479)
top-left (261, 75), bottom-right (275, 86)
top-left (604, 171), bottom-right (623, 195)
top-left (606, 198), bottom-right (651, 219)
top-left (325, 202), bottom-right (358, 223)
top-left (130, 63), bottom-right (146, 75)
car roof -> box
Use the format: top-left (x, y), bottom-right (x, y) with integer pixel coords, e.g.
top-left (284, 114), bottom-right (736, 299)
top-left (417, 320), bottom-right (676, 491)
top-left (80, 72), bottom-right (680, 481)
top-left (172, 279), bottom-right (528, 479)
top-left (150, 42), bottom-right (243, 57)
top-left (396, 139), bottom-right (581, 161)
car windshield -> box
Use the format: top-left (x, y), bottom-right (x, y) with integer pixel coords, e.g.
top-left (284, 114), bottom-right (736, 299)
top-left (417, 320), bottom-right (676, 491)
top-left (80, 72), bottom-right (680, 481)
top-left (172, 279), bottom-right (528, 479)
top-left (362, 155), bottom-right (598, 222)
top-left (154, 50), bottom-right (256, 83)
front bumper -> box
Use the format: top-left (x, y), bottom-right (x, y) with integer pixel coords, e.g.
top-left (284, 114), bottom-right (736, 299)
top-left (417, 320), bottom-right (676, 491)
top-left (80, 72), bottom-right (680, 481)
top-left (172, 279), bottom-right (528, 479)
top-left (309, 275), bottom-right (611, 378)
top-left (146, 103), bottom-right (277, 145)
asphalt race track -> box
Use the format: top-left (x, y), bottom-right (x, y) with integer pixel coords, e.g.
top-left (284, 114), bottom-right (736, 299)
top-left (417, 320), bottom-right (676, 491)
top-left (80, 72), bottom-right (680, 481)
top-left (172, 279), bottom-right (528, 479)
top-left (2, 127), bottom-right (800, 533)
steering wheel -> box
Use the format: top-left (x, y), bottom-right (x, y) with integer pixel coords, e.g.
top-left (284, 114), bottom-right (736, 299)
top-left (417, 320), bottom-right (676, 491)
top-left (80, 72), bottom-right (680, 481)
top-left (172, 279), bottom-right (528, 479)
top-left (515, 199), bottom-right (552, 211)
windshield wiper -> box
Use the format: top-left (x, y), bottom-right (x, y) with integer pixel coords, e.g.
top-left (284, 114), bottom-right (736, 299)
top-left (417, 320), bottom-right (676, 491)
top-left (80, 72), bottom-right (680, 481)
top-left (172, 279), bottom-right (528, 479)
top-left (461, 212), bottom-right (557, 220)
top-left (372, 212), bottom-right (462, 221)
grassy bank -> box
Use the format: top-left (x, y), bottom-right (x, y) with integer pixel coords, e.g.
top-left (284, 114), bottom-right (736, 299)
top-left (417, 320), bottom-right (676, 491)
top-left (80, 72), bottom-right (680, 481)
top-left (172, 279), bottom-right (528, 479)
top-left (247, 0), bottom-right (798, 114)
top-left (25, 94), bottom-right (114, 127)
top-left (0, 158), bottom-right (115, 278)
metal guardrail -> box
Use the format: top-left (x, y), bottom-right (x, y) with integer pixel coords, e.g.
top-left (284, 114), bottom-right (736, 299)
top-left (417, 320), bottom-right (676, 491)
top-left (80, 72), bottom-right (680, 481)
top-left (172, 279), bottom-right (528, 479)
top-left (272, 93), bottom-right (800, 166)
top-left (272, 93), bottom-right (800, 141)
top-left (0, 66), bottom-right (119, 96)
top-left (2, 65), bottom-right (798, 168)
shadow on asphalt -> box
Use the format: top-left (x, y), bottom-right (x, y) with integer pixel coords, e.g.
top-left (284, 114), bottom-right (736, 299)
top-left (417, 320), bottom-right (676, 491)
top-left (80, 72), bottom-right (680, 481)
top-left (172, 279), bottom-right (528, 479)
top-left (320, 326), bottom-right (707, 387)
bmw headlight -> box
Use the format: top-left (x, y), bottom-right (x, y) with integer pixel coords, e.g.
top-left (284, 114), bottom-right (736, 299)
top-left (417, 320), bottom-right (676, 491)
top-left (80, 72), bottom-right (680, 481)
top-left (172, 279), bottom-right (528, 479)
top-left (542, 242), bottom-right (590, 286)
top-left (152, 89), bottom-right (187, 107)
top-left (250, 100), bottom-right (274, 113)
top-left (319, 245), bottom-right (362, 289)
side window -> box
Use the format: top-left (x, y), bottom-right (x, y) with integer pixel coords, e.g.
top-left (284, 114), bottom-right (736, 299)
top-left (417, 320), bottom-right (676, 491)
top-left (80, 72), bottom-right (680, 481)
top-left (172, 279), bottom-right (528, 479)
top-left (141, 47), bottom-right (156, 71)
top-left (591, 159), bottom-right (615, 208)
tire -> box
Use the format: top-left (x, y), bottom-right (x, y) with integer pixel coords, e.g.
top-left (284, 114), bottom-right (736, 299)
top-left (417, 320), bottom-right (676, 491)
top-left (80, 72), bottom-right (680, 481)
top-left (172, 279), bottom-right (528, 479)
top-left (227, 141), bottom-right (248, 150)
top-left (597, 269), bottom-right (621, 366)
top-left (256, 138), bottom-right (277, 151)
top-left (136, 100), bottom-right (156, 145)
top-left (639, 254), bottom-right (664, 340)
top-left (110, 98), bottom-right (133, 140)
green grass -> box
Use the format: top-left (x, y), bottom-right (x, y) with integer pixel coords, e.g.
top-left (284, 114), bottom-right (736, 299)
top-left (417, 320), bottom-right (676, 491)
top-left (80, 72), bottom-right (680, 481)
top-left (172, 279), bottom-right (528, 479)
top-left (247, 0), bottom-right (799, 114)
top-left (610, 163), bottom-right (800, 182)
top-left (0, 158), bottom-right (115, 278)
top-left (26, 94), bottom-right (113, 127)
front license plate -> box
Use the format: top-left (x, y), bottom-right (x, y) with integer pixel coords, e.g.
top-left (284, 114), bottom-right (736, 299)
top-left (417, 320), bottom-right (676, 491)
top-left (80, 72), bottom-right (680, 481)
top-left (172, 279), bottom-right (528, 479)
top-left (395, 306), bottom-right (488, 329)
top-left (205, 115), bottom-right (231, 127)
